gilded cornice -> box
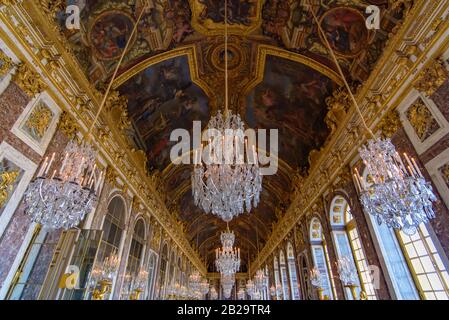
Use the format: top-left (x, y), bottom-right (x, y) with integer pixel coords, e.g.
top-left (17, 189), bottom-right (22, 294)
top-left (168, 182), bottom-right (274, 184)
top-left (249, 0), bottom-right (449, 275)
top-left (0, 0), bottom-right (207, 275)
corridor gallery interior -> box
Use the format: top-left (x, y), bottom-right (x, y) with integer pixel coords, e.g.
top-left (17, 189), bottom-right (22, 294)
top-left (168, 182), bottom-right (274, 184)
top-left (1, 0), bottom-right (449, 302)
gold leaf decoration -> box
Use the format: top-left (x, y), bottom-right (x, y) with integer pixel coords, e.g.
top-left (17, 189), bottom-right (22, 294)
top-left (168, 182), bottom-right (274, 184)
top-left (58, 111), bottom-right (79, 140)
top-left (378, 109), bottom-right (401, 138)
top-left (25, 102), bottom-right (53, 139)
top-left (0, 170), bottom-right (20, 208)
top-left (406, 99), bottom-right (440, 141)
top-left (13, 63), bottom-right (47, 97)
top-left (414, 59), bottom-right (448, 97)
top-left (0, 50), bottom-right (14, 77)
top-left (325, 89), bottom-right (350, 135)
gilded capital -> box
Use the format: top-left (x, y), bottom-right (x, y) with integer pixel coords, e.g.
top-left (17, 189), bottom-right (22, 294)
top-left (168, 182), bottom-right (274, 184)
top-left (58, 111), bottom-right (79, 140)
top-left (378, 109), bottom-right (402, 138)
top-left (13, 63), bottom-right (47, 97)
top-left (414, 59), bottom-right (448, 97)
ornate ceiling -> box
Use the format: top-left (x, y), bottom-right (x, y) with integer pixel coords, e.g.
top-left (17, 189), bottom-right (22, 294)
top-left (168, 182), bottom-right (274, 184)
top-left (57, 0), bottom-right (409, 271)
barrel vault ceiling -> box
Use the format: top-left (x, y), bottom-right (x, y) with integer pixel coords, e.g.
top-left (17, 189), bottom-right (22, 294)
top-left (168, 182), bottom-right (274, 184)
top-left (57, 0), bottom-right (409, 271)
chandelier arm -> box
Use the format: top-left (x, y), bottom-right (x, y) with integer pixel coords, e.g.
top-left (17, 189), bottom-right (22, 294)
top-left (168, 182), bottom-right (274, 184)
top-left (307, 0), bottom-right (375, 140)
top-left (86, 3), bottom-right (148, 140)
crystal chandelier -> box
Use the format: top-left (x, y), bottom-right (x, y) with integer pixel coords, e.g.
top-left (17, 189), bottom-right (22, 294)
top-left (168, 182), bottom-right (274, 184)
top-left (254, 269), bottom-right (268, 291)
top-left (336, 256), bottom-right (358, 287)
top-left (354, 138), bottom-right (436, 235)
top-left (189, 271), bottom-right (202, 291)
top-left (221, 273), bottom-right (235, 299)
top-left (237, 287), bottom-right (246, 300)
top-left (24, 140), bottom-right (100, 230)
top-left (246, 279), bottom-right (255, 298)
top-left (192, 110), bottom-right (263, 222)
top-left (191, 0), bottom-right (262, 223)
top-left (215, 229), bottom-right (241, 275)
top-left (133, 268), bottom-right (149, 292)
top-left (307, 4), bottom-right (437, 236)
top-left (310, 267), bottom-right (323, 288)
top-left (210, 286), bottom-right (218, 300)
top-left (200, 278), bottom-right (210, 296)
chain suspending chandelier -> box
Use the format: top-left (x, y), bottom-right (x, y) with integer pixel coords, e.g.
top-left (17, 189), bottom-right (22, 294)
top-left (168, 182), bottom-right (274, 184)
top-left (23, 6), bottom-right (148, 230)
top-left (308, 1), bottom-right (436, 235)
top-left (191, 0), bottom-right (262, 222)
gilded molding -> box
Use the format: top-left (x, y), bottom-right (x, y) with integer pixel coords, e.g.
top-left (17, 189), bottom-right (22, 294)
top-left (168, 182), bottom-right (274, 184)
top-left (0, 49), bottom-right (13, 76)
top-left (0, 169), bottom-right (20, 208)
top-left (378, 109), bottom-right (402, 138)
top-left (13, 63), bottom-right (47, 97)
top-left (413, 59), bottom-right (448, 97)
top-left (58, 111), bottom-right (79, 140)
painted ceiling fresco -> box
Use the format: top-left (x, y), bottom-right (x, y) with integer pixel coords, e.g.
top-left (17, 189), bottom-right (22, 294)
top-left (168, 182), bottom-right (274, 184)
top-left (119, 55), bottom-right (210, 171)
top-left (245, 55), bottom-right (335, 169)
top-left (57, 0), bottom-right (410, 269)
top-left (58, 0), bottom-right (194, 83)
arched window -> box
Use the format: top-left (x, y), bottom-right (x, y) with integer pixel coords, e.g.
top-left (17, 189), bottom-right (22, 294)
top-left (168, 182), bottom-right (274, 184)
top-left (286, 243), bottom-right (301, 300)
top-left (298, 255), bottom-right (311, 299)
top-left (168, 251), bottom-right (176, 287)
top-left (158, 244), bottom-right (168, 299)
top-left (95, 196), bottom-right (126, 291)
top-left (147, 252), bottom-right (157, 300)
top-left (100, 196), bottom-right (126, 258)
top-left (279, 250), bottom-right (290, 300)
top-left (273, 257), bottom-right (281, 300)
top-left (329, 196), bottom-right (377, 300)
top-left (177, 257), bottom-right (182, 284)
top-left (122, 218), bottom-right (146, 299)
top-left (309, 217), bottom-right (336, 299)
top-left (360, 169), bottom-right (449, 299)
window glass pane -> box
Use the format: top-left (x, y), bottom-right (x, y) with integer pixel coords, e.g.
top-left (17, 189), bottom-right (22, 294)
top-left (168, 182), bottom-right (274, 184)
top-left (312, 245), bottom-right (334, 300)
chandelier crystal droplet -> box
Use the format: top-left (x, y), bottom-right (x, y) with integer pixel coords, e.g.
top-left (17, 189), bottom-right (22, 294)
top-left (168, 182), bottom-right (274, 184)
top-left (354, 138), bottom-right (437, 235)
top-left (192, 110), bottom-right (263, 222)
top-left (24, 140), bottom-right (101, 230)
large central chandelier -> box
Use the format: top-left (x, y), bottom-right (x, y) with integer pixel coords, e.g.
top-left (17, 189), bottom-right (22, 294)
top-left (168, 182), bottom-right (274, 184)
top-left (215, 229), bottom-right (241, 276)
top-left (354, 139), bottom-right (436, 235)
top-left (191, 0), bottom-right (262, 222)
top-left (24, 140), bottom-right (100, 230)
top-left (308, 1), bottom-right (436, 236)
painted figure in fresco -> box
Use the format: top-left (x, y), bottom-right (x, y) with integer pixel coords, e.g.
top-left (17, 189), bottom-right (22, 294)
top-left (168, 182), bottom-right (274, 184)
top-left (91, 14), bottom-right (133, 59)
top-left (121, 56), bottom-right (209, 171)
top-left (246, 57), bottom-right (334, 169)
top-left (321, 8), bottom-right (368, 56)
top-left (164, 0), bottom-right (194, 43)
top-left (199, 0), bottom-right (254, 25)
